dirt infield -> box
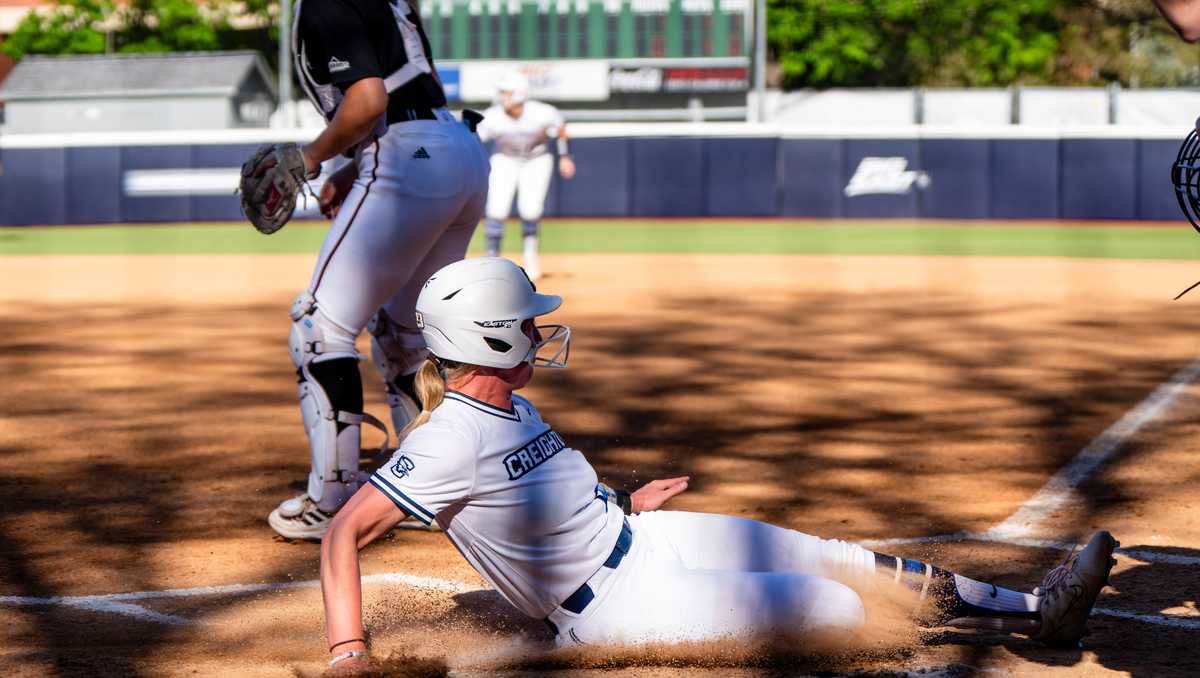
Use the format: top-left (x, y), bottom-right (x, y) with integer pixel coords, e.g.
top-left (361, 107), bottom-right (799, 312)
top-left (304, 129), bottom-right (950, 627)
top-left (1, 253), bottom-right (1199, 677)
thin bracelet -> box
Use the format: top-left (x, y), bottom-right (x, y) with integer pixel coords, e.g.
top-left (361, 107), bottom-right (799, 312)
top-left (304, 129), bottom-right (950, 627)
top-left (330, 650), bottom-right (365, 667)
top-left (328, 638), bottom-right (365, 652)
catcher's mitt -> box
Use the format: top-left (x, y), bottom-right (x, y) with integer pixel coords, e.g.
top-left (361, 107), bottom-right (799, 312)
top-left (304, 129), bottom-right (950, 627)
top-left (239, 142), bottom-right (314, 235)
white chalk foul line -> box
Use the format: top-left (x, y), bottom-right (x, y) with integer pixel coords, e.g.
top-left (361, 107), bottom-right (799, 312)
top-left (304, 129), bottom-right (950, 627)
top-left (4, 360), bottom-right (1198, 631)
top-left (858, 357), bottom-right (1200, 632)
top-left (859, 532), bottom-right (1200, 567)
top-left (63, 599), bottom-right (190, 625)
top-left (991, 356), bottom-right (1200, 539)
top-left (867, 353), bottom-right (1200, 560)
top-left (0, 572), bottom-right (484, 625)
top-left (864, 355), bottom-right (1200, 554)
top-left (1095, 607), bottom-right (1200, 630)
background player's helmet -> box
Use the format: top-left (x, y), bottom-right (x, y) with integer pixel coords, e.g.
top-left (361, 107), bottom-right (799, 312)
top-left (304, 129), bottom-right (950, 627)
top-left (497, 72), bottom-right (530, 105)
top-left (415, 257), bottom-right (570, 369)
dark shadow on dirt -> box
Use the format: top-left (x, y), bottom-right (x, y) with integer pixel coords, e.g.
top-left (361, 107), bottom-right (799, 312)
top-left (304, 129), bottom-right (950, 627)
top-left (0, 289), bottom-right (1196, 675)
top-left (447, 590), bottom-right (549, 640)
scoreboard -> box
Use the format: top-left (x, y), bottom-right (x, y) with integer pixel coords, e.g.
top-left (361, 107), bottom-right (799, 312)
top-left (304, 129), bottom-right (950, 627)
top-left (418, 0), bottom-right (749, 61)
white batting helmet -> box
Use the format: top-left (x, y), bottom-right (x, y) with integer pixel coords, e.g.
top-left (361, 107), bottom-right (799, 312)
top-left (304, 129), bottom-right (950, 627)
top-left (497, 71), bottom-right (530, 104)
top-left (415, 257), bottom-right (570, 369)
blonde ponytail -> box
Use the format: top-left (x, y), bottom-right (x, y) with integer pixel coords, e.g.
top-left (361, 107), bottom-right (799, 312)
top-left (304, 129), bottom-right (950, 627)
top-left (399, 357), bottom-right (474, 440)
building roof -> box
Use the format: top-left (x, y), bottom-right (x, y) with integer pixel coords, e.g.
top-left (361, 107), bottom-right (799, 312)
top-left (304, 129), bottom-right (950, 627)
top-left (0, 51), bottom-right (276, 101)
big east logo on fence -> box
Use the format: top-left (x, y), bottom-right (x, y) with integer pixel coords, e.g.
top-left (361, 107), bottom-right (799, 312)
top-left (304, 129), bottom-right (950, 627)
top-left (844, 157), bottom-right (931, 197)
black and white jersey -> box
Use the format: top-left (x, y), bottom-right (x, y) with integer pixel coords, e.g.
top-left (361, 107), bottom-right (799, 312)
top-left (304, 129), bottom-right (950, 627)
top-left (295, 0), bottom-right (446, 121)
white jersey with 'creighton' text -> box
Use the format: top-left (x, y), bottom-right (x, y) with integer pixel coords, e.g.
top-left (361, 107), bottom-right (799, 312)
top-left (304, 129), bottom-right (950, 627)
top-left (369, 392), bottom-right (625, 618)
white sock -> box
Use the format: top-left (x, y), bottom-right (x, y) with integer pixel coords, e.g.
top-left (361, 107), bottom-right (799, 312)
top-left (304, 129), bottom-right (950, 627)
top-left (954, 574), bottom-right (1040, 613)
top-left (523, 235), bottom-right (540, 274)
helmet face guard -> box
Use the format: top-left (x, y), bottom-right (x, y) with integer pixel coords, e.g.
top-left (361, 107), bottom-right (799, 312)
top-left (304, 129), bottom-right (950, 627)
top-left (527, 324), bottom-right (570, 368)
top-left (1172, 125), bottom-right (1200, 234)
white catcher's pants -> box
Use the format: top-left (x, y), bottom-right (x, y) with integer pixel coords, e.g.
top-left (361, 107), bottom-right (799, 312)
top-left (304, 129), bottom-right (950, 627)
top-left (547, 511), bottom-right (875, 645)
top-left (485, 152), bottom-right (553, 222)
top-left (310, 112), bottom-right (489, 333)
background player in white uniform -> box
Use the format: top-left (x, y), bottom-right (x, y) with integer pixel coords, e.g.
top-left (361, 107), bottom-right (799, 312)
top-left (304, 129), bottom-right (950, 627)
top-left (317, 258), bottom-right (1118, 670)
top-left (266, 0), bottom-right (489, 540)
top-left (476, 72), bottom-right (575, 280)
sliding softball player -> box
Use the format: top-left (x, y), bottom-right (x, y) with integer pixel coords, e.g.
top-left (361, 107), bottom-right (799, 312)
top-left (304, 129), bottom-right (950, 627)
top-left (315, 258), bottom-right (1118, 670)
top-left (248, 0), bottom-right (489, 540)
top-left (476, 72), bottom-right (575, 280)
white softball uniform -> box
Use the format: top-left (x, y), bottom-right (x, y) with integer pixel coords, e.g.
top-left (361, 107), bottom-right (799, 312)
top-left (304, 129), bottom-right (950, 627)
top-left (477, 101), bottom-right (564, 222)
top-left (371, 392), bottom-right (625, 617)
top-left (370, 394), bottom-right (878, 645)
top-left (309, 112), bottom-right (490, 334)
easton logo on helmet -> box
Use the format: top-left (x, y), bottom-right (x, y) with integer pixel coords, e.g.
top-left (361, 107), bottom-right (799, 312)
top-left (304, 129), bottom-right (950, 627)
top-left (475, 318), bottom-right (517, 328)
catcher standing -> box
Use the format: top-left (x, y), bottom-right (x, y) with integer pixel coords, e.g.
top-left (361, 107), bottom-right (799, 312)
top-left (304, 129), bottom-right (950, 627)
top-left (240, 0), bottom-right (489, 540)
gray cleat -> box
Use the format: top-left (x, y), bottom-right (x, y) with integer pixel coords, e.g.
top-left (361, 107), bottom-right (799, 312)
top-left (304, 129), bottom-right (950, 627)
top-left (1033, 530), bottom-right (1119, 646)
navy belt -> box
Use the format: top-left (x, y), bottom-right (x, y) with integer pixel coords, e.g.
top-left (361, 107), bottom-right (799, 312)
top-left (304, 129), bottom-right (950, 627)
top-left (545, 519), bottom-right (632, 634)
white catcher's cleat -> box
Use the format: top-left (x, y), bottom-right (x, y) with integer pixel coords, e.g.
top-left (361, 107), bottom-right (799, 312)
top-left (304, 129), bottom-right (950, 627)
top-left (1033, 530), bottom-right (1118, 646)
top-left (268, 494), bottom-right (335, 540)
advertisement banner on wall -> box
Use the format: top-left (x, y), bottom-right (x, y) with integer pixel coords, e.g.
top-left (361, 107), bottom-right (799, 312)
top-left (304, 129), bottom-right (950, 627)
top-left (438, 65), bottom-right (461, 102)
top-left (457, 61), bottom-right (610, 102)
top-left (609, 66), bottom-right (750, 94)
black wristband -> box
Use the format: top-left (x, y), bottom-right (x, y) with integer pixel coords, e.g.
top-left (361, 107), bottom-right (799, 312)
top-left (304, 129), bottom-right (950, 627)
top-left (615, 489), bottom-right (633, 514)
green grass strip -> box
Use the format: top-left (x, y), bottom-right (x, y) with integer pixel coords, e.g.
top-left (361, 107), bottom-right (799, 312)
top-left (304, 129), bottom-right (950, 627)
top-left (3, 220), bottom-right (1200, 260)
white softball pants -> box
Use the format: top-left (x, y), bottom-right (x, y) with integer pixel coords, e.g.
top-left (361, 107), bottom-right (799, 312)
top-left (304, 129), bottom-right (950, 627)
top-left (485, 152), bottom-right (553, 222)
top-left (547, 511), bottom-right (876, 646)
top-left (309, 112), bottom-right (490, 335)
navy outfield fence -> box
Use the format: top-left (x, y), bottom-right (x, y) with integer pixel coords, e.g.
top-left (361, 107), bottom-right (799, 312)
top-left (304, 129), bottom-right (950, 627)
top-left (0, 124), bottom-right (1185, 226)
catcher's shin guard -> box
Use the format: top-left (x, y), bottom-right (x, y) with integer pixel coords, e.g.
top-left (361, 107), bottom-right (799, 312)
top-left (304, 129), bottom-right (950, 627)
top-left (367, 308), bottom-right (426, 436)
top-left (289, 292), bottom-right (388, 512)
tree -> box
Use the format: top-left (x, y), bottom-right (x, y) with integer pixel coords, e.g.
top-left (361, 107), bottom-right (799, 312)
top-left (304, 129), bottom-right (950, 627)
top-left (908, 1), bottom-right (1061, 86)
top-left (0, 0), bottom-right (110, 61)
top-left (0, 0), bottom-right (259, 61)
top-left (767, 0), bottom-right (1063, 88)
top-left (118, 0), bottom-right (225, 53)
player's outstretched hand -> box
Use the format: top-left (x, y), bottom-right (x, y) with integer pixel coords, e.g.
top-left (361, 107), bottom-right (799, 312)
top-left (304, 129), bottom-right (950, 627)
top-left (631, 476), bottom-right (689, 512)
top-left (320, 163), bottom-right (359, 219)
top-left (558, 155), bottom-right (576, 180)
